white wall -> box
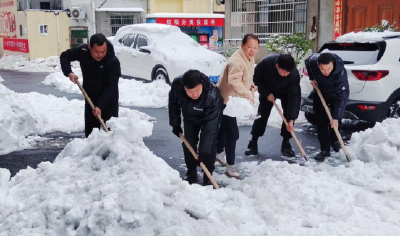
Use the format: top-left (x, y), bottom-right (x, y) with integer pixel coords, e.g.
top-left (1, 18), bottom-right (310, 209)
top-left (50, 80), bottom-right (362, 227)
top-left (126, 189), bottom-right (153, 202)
top-left (62, 0), bottom-right (147, 38)
top-left (318, 0), bottom-right (334, 50)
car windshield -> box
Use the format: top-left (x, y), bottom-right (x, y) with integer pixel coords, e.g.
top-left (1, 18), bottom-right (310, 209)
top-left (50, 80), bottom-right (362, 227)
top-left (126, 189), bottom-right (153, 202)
top-left (319, 42), bottom-right (385, 66)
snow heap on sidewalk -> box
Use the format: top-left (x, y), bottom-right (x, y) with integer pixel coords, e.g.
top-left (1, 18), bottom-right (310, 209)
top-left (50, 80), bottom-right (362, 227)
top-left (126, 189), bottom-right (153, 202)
top-left (42, 72), bottom-right (170, 108)
top-left (0, 84), bottom-right (152, 155)
top-left (0, 55), bottom-right (80, 73)
top-left (349, 118), bottom-right (400, 163)
top-left (0, 114), bottom-right (399, 235)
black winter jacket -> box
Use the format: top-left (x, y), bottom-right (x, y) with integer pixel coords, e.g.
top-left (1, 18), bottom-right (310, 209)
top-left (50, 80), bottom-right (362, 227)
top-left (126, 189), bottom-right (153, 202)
top-left (60, 41), bottom-right (121, 111)
top-left (305, 53), bottom-right (350, 119)
top-left (253, 53), bottom-right (301, 120)
top-left (169, 74), bottom-right (223, 155)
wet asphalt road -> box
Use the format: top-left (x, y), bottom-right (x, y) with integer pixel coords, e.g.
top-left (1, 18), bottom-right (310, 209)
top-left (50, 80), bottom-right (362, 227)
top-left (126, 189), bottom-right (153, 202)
top-left (0, 69), bottom-right (374, 180)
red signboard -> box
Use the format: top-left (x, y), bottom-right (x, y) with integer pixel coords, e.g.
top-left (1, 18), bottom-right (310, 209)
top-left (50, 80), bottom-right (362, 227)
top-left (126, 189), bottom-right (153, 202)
top-left (3, 39), bottom-right (29, 53)
top-left (333, 0), bottom-right (343, 39)
top-left (156, 18), bottom-right (224, 27)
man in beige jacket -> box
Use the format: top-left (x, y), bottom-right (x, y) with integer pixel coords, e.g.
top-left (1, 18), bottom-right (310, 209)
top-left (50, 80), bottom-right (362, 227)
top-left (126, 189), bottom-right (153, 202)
top-left (216, 34), bottom-right (259, 179)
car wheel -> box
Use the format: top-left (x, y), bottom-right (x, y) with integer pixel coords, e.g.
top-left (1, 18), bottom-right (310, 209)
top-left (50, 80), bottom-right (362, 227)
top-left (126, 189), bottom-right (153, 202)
top-left (387, 98), bottom-right (400, 118)
top-left (152, 68), bottom-right (170, 84)
top-left (305, 112), bottom-right (316, 125)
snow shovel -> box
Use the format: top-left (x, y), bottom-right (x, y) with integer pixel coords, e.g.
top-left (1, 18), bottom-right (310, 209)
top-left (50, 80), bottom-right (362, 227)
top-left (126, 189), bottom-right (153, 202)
top-left (314, 86), bottom-right (351, 162)
top-left (179, 133), bottom-right (220, 189)
top-left (272, 101), bottom-right (309, 161)
top-left (76, 80), bottom-right (109, 133)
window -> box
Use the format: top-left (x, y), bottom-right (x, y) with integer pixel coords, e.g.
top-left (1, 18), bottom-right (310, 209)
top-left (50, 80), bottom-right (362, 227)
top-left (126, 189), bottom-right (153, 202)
top-left (137, 35), bottom-right (148, 48)
top-left (39, 24), bottom-right (48, 35)
top-left (109, 12), bottom-right (142, 36)
top-left (122, 34), bottom-right (136, 47)
top-left (228, 0), bottom-right (307, 45)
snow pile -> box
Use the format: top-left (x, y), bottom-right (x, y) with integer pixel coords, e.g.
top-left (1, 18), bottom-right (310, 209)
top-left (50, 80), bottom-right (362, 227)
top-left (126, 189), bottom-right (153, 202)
top-left (336, 31), bottom-right (400, 42)
top-left (0, 76), bottom-right (4, 82)
top-left (42, 72), bottom-right (170, 108)
top-left (118, 79), bottom-right (170, 108)
top-left (0, 54), bottom-right (80, 72)
top-left (41, 71), bottom-right (83, 94)
top-left (349, 118), bottom-right (400, 163)
top-left (0, 116), bottom-right (400, 235)
top-left (0, 84), bottom-right (152, 155)
top-left (224, 96), bottom-right (254, 117)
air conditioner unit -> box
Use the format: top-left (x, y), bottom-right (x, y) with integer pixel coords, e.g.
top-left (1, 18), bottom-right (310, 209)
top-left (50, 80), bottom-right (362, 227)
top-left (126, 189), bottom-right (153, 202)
top-left (71, 7), bottom-right (86, 20)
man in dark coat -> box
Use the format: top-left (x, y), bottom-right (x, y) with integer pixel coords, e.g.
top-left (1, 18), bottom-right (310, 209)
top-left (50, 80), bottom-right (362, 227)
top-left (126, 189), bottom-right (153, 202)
top-left (169, 70), bottom-right (223, 186)
top-left (60, 33), bottom-right (121, 138)
top-left (245, 54), bottom-right (301, 157)
top-left (305, 52), bottom-right (349, 161)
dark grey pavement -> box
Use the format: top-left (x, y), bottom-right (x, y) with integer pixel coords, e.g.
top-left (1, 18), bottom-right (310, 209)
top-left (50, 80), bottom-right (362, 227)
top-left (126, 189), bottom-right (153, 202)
top-left (0, 69), bottom-right (373, 180)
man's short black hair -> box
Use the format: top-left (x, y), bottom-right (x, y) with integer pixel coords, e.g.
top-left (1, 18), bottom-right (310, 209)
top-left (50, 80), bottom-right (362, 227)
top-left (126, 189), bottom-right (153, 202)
top-left (318, 53), bottom-right (335, 65)
top-left (277, 54), bottom-right (295, 72)
top-left (90, 33), bottom-right (108, 47)
top-left (182, 70), bottom-right (203, 89)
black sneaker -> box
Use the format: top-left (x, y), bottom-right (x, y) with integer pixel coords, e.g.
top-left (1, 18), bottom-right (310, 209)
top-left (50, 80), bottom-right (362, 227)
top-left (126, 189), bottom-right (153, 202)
top-left (184, 170), bottom-right (197, 185)
top-left (245, 140), bottom-right (258, 156)
top-left (331, 141), bottom-right (341, 152)
top-left (281, 141), bottom-right (295, 157)
top-left (314, 150), bottom-right (331, 162)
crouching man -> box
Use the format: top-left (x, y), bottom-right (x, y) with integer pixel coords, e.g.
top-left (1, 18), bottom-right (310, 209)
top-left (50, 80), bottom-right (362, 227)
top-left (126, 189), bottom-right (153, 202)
top-left (169, 70), bottom-right (223, 185)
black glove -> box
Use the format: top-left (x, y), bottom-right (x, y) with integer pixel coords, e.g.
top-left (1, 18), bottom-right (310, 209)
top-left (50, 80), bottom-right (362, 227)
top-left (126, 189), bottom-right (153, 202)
top-left (197, 153), bottom-right (208, 163)
top-left (172, 126), bottom-right (183, 137)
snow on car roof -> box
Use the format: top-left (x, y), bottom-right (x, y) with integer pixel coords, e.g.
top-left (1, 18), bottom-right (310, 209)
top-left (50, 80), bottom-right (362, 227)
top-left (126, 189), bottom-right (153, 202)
top-left (116, 23), bottom-right (181, 35)
top-left (146, 13), bottom-right (225, 18)
top-left (336, 31), bottom-right (400, 42)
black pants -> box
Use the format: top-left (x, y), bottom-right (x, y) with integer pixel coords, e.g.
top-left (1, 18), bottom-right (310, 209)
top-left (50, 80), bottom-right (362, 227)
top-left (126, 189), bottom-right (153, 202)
top-left (250, 95), bottom-right (292, 141)
top-left (84, 103), bottom-right (119, 138)
top-left (182, 121), bottom-right (218, 174)
top-left (216, 115), bottom-right (239, 165)
top-left (313, 92), bottom-right (341, 151)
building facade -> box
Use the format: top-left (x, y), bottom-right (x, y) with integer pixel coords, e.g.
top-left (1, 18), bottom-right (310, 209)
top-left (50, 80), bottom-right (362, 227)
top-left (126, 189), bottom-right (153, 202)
top-left (148, 0), bottom-right (225, 14)
top-left (0, 0), bottom-right (69, 59)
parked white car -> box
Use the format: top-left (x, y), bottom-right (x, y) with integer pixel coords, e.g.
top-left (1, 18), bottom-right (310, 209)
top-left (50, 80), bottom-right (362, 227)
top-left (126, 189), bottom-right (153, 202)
top-left (300, 31), bottom-right (400, 124)
top-left (111, 23), bottom-right (226, 84)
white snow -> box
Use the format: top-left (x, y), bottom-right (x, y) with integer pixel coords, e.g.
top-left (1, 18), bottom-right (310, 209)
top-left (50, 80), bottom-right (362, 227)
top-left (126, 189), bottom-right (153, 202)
top-left (0, 54), bottom-right (80, 73)
top-left (0, 76), bottom-right (3, 82)
top-left (223, 96), bottom-right (254, 117)
top-left (336, 31), bottom-right (400, 42)
top-left (42, 72), bottom-right (170, 108)
top-left (0, 84), bottom-right (152, 155)
top-left (0, 103), bottom-right (399, 234)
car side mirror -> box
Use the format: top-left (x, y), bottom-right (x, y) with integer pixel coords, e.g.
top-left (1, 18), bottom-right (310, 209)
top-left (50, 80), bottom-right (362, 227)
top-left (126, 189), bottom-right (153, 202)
top-left (139, 47), bottom-right (151, 54)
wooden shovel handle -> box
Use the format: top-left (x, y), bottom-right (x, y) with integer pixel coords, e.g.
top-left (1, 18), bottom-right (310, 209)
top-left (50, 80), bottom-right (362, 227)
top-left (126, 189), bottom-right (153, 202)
top-left (179, 133), bottom-right (219, 189)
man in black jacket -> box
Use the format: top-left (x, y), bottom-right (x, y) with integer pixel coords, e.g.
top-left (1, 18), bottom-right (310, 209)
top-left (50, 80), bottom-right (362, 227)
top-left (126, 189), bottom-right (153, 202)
top-left (169, 70), bottom-right (223, 186)
top-left (305, 52), bottom-right (349, 161)
top-left (60, 33), bottom-right (121, 138)
top-left (245, 54), bottom-right (301, 157)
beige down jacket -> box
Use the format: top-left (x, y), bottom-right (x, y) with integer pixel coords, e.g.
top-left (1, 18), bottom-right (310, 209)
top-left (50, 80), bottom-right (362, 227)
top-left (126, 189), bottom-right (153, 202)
top-left (217, 47), bottom-right (255, 104)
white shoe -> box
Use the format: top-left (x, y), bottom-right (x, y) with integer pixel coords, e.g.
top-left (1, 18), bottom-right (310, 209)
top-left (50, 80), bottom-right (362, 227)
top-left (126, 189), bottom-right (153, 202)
top-left (225, 165), bottom-right (240, 179)
top-left (216, 152), bottom-right (227, 167)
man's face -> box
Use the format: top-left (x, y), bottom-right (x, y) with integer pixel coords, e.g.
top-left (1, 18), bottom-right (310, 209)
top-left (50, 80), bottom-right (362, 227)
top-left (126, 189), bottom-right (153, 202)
top-left (275, 64), bottom-right (291, 77)
top-left (89, 42), bottom-right (107, 61)
top-left (184, 84), bottom-right (203, 100)
top-left (318, 62), bottom-right (334, 76)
